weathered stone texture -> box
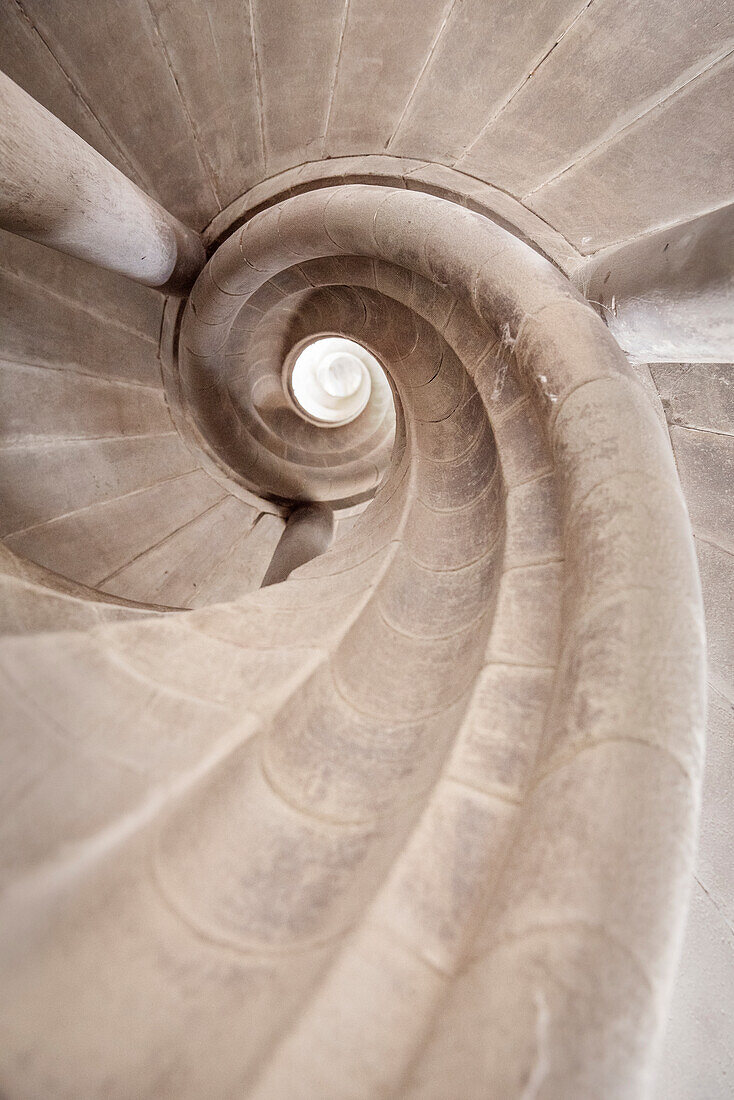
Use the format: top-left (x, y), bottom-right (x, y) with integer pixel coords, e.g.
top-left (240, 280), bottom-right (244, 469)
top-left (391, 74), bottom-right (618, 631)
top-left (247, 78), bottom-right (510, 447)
top-left (0, 3), bottom-right (732, 1094)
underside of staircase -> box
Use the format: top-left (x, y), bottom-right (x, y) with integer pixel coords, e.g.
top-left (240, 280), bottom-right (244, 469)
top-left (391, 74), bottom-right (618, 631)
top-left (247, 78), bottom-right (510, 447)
top-left (0, 3), bottom-right (732, 1097)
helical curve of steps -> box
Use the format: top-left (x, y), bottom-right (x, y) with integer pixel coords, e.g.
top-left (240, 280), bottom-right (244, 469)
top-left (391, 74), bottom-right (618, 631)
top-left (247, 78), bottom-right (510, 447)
top-left (0, 183), bottom-right (706, 1099)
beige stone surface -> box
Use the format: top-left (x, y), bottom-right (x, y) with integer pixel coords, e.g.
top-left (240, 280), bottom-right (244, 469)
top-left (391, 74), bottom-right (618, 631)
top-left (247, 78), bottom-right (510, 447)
top-left (0, 6), bottom-right (732, 1095)
top-left (456, 0), bottom-right (734, 198)
top-left (0, 179), bottom-right (708, 1098)
top-left (3, 0), bottom-right (731, 249)
top-left (652, 364), bottom-right (734, 1100)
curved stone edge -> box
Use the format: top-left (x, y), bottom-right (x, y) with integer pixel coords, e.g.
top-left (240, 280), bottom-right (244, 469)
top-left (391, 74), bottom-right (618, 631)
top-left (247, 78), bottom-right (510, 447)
top-left (184, 184), bottom-right (706, 1094)
top-left (159, 294), bottom-right (288, 517)
top-left (202, 155), bottom-right (582, 277)
top-left (160, 293), bottom-right (378, 520)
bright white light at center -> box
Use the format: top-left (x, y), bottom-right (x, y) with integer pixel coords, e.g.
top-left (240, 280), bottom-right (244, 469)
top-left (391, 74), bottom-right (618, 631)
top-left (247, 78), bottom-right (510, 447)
top-left (289, 337), bottom-right (376, 425)
top-left (317, 353), bottom-right (364, 398)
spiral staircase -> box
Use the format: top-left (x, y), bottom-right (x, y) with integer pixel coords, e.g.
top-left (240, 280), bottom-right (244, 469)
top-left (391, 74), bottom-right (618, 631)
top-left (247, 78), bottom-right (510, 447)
top-left (0, 3), bottom-right (732, 1097)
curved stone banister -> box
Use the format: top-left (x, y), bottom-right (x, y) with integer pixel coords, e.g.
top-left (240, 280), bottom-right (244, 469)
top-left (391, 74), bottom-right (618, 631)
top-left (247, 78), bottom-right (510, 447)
top-left (0, 183), bottom-right (705, 1099)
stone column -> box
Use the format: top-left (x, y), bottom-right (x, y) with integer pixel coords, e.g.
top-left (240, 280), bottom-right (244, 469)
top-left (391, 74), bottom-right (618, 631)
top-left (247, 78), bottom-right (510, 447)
top-left (261, 503), bottom-right (336, 587)
top-left (0, 70), bottom-right (204, 293)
